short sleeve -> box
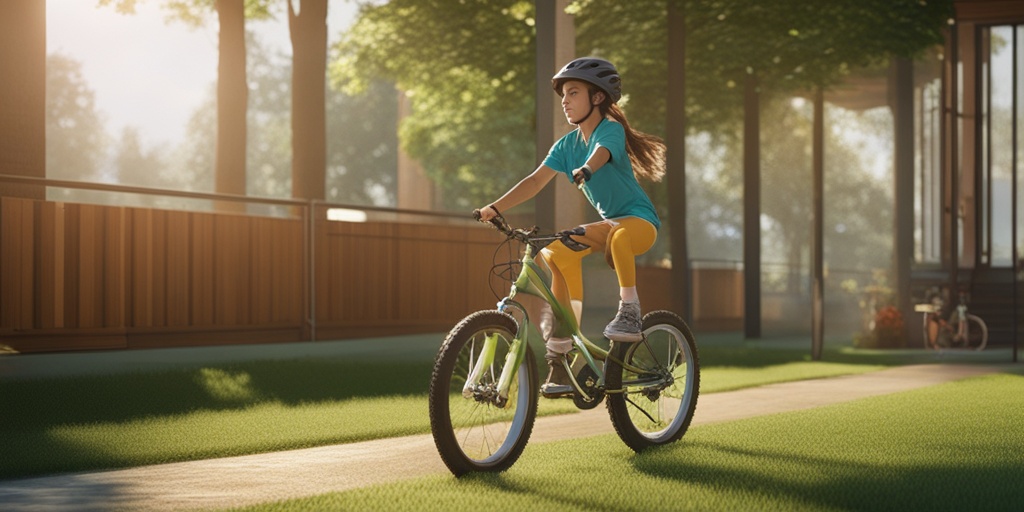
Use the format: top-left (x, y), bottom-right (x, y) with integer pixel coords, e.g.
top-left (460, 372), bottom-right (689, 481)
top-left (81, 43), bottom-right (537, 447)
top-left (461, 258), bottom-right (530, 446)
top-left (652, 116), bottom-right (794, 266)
top-left (542, 137), bottom-right (567, 174)
top-left (591, 121), bottom-right (627, 165)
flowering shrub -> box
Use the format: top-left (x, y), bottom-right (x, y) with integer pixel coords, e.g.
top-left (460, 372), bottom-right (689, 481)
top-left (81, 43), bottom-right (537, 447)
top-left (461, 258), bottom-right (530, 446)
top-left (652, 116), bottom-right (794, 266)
top-left (845, 270), bottom-right (905, 348)
top-left (872, 305), bottom-right (905, 347)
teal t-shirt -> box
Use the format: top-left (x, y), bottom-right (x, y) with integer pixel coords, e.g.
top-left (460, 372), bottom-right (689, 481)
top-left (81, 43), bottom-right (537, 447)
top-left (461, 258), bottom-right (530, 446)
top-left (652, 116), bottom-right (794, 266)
top-left (542, 119), bottom-right (661, 229)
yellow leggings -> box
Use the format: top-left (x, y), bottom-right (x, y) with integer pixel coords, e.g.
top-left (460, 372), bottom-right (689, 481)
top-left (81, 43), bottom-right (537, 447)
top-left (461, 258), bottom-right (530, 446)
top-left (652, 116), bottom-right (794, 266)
top-left (540, 217), bottom-right (657, 303)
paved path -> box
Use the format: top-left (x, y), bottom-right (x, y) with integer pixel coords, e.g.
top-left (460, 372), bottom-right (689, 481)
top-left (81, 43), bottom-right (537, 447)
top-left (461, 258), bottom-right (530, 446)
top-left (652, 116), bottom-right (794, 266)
top-left (0, 363), bottom-right (1014, 512)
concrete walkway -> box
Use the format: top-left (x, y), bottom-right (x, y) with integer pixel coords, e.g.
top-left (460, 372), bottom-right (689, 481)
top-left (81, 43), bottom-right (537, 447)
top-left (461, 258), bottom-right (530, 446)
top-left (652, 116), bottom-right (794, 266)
top-left (0, 362), bottom-right (1015, 512)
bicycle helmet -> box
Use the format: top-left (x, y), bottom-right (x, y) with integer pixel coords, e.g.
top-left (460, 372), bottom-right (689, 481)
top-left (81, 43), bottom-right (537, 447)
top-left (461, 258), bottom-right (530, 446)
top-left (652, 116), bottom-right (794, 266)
top-left (552, 57), bottom-right (622, 104)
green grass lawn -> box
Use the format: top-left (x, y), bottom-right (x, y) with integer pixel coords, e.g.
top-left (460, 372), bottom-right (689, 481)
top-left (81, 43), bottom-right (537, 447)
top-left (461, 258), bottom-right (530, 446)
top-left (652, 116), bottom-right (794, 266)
top-left (233, 370), bottom-right (1024, 512)
top-left (0, 337), bottom-right (996, 480)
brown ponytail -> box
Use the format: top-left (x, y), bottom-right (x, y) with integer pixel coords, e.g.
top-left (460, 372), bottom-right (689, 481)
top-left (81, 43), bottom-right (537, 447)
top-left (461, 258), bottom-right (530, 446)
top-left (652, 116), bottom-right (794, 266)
top-left (578, 84), bottom-right (666, 182)
top-left (606, 104), bottom-right (666, 182)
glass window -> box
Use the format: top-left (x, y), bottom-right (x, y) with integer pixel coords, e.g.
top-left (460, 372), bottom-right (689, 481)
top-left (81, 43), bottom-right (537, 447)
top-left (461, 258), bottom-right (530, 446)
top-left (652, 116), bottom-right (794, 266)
top-left (989, 26), bottom-right (1015, 267)
top-left (914, 49), bottom-right (944, 264)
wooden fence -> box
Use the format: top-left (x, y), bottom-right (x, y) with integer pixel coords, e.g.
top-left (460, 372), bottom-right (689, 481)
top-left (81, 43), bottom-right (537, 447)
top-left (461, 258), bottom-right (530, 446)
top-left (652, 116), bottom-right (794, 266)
top-left (0, 196), bottom-right (502, 352)
top-left (1, 191), bottom-right (745, 353)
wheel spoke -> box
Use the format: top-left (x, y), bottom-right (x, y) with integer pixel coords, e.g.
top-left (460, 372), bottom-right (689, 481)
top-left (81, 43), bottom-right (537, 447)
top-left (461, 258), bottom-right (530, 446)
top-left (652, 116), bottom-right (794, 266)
top-left (604, 312), bottom-right (699, 453)
top-left (430, 312), bottom-right (538, 474)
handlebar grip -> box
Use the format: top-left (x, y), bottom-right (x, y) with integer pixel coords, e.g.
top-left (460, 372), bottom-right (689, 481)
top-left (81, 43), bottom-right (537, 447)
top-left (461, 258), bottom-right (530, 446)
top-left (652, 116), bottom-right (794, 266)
top-left (472, 208), bottom-right (507, 232)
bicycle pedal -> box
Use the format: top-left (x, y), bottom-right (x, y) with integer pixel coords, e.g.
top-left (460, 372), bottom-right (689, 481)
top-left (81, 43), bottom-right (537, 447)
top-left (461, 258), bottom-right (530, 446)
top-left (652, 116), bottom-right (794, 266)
top-left (540, 384), bottom-right (574, 399)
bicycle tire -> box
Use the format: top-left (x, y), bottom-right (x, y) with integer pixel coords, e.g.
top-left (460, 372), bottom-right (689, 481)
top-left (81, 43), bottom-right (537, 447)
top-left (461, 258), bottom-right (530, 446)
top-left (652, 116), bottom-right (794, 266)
top-left (428, 310), bottom-right (538, 476)
top-left (964, 313), bottom-right (988, 351)
top-left (605, 310), bottom-right (700, 452)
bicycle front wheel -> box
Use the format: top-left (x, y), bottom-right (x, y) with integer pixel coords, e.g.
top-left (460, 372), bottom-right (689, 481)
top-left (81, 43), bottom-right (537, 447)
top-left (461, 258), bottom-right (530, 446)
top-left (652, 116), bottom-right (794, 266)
top-left (605, 310), bottom-right (700, 452)
top-left (428, 310), bottom-right (538, 476)
top-left (964, 313), bottom-right (988, 351)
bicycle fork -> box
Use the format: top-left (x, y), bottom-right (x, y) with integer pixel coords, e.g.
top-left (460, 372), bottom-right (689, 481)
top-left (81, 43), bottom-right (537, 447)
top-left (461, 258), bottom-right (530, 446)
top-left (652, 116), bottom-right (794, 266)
top-left (461, 329), bottom-right (528, 405)
top-left (462, 332), bottom-right (499, 399)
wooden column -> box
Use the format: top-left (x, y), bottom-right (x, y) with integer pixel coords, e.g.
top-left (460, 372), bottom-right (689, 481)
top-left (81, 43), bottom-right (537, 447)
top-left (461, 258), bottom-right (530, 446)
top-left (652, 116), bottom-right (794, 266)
top-left (811, 88), bottom-right (824, 360)
top-left (892, 58), bottom-right (915, 347)
top-left (666, 0), bottom-right (691, 321)
top-left (0, 0), bottom-right (46, 200)
top-left (743, 74), bottom-right (761, 339)
top-left (534, 0), bottom-right (579, 232)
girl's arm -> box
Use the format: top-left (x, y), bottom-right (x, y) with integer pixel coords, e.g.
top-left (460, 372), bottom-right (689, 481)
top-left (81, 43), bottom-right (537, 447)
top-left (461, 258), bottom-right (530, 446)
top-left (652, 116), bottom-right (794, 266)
top-left (572, 147), bottom-right (611, 185)
top-left (479, 165), bottom-right (558, 221)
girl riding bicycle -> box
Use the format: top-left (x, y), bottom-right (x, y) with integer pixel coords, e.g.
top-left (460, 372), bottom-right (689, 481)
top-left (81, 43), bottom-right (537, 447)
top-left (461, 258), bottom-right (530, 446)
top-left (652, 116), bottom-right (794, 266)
top-left (476, 57), bottom-right (666, 395)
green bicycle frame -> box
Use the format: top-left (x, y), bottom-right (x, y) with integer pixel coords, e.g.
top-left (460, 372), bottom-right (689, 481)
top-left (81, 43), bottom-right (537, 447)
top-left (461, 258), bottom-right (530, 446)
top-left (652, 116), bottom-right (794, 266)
top-left (463, 241), bottom-right (643, 403)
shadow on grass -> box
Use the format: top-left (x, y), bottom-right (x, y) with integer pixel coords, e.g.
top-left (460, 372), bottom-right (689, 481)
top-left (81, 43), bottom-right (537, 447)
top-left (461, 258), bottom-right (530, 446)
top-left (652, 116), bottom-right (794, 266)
top-left (0, 358), bottom-right (433, 431)
top-left (630, 438), bottom-right (1024, 510)
top-left (0, 358), bottom-right (435, 479)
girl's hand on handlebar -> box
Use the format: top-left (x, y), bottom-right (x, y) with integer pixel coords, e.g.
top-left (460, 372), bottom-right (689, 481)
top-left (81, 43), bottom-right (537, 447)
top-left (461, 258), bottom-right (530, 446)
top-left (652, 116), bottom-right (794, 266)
top-left (572, 165), bottom-right (592, 186)
top-left (474, 204), bottom-right (498, 222)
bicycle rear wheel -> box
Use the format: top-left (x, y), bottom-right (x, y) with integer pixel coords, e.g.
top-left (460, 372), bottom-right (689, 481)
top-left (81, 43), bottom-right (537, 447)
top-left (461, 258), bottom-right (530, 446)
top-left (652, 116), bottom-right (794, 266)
top-left (428, 310), bottom-right (538, 476)
top-left (964, 313), bottom-right (988, 351)
top-left (605, 310), bottom-right (700, 452)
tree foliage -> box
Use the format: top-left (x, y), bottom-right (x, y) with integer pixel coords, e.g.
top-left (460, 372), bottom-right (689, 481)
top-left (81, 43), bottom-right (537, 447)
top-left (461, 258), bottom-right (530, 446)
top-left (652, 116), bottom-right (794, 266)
top-left (332, 0), bottom-right (952, 210)
top-left (172, 31), bottom-right (398, 205)
top-left (115, 126), bottom-right (166, 187)
top-left (96, 0), bottom-right (273, 25)
top-left (45, 54), bottom-right (109, 182)
top-left (331, 0), bottom-right (537, 209)
top-left (574, 0), bottom-right (954, 135)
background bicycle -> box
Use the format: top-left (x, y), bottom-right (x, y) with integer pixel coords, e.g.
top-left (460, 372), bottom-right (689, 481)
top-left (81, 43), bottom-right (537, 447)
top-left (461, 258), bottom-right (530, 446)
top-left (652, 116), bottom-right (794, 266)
top-left (915, 288), bottom-right (988, 351)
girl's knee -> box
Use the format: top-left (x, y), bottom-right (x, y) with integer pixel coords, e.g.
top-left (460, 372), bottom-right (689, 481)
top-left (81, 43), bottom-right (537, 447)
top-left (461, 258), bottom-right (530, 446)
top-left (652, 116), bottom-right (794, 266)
top-left (617, 218), bottom-right (656, 255)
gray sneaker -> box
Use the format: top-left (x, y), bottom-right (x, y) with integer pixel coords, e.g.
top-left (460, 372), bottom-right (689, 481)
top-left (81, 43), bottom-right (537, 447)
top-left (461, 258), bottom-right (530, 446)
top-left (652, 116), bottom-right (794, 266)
top-left (604, 301), bottom-right (642, 342)
top-left (541, 355), bottom-right (573, 398)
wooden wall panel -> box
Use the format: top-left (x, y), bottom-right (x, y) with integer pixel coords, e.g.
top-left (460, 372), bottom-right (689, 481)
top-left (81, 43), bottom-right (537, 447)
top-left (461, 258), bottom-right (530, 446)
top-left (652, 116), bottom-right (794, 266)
top-left (35, 201), bottom-right (64, 328)
top-left (148, 210), bottom-right (167, 327)
top-left (690, 267), bottom-right (744, 330)
top-left (251, 217), bottom-right (272, 324)
top-left (129, 208), bottom-right (155, 328)
top-left (60, 204), bottom-right (126, 329)
top-left (66, 204), bottom-right (90, 327)
top-left (344, 223), bottom-right (398, 323)
top-left (277, 220), bottom-right (304, 323)
top-left (212, 215), bottom-right (251, 326)
top-left (164, 210), bottom-right (191, 326)
top-left (61, 204), bottom-right (79, 328)
top-left (250, 217), bottom-right (303, 324)
top-left (102, 206), bottom-right (124, 328)
top-left (0, 197), bottom-right (33, 329)
top-left (316, 221), bottom-right (500, 335)
top-left (190, 213), bottom-right (215, 326)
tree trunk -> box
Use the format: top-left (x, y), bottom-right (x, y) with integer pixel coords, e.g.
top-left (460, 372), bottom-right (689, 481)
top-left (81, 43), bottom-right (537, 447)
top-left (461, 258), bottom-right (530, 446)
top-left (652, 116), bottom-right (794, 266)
top-left (215, 0), bottom-right (248, 207)
top-left (289, 0), bottom-right (328, 201)
top-left (812, 88), bottom-right (825, 360)
top-left (666, 0), bottom-right (691, 322)
top-left (743, 74), bottom-right (761, 339)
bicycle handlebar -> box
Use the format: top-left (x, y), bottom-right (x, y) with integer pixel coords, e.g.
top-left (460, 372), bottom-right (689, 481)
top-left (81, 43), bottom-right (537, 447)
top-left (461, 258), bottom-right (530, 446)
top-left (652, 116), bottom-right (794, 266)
top-left (471, 210), bottom-right (589, 252)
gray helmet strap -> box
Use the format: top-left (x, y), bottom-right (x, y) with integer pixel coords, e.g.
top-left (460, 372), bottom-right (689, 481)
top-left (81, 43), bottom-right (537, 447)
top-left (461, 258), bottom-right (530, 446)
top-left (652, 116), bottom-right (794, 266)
top-left (579, 92), bottom-right (603, 125)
